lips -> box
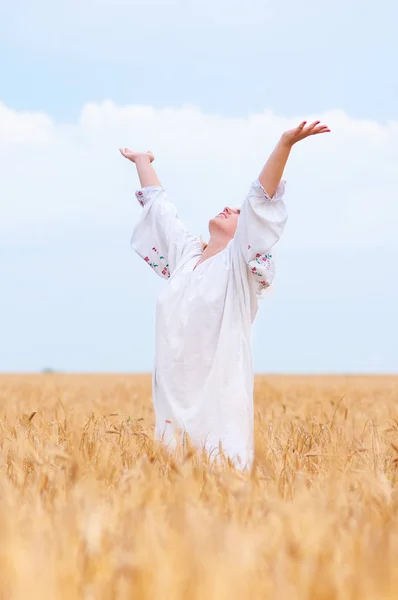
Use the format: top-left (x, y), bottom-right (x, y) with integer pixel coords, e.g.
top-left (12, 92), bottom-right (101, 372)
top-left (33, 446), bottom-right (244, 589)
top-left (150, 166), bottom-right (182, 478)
top-left (218, 212), bottom-right (227, 219)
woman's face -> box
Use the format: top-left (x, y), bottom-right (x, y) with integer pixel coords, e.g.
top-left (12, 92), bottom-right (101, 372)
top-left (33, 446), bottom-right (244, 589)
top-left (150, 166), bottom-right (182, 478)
top-left (209, 206), bottom-right (241, 239)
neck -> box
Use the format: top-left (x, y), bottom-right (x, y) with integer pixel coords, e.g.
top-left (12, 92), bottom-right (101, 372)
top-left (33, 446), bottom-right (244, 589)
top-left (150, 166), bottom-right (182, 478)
top-left (201, 235), bottom-right (230, 261)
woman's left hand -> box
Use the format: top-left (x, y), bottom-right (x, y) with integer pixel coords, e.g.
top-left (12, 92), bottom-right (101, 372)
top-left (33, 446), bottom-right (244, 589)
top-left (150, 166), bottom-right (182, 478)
top-left (282, 121), bottom-right (330, 146)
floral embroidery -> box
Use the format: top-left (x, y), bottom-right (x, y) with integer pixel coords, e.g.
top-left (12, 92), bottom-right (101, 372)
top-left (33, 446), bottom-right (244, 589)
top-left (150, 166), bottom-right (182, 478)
top-left (248, 244), bottom-right (251, 250)
top-left (259, 280), bottom-right (270, 290)
top-left (135, 190), bottom-right (147, 207)
top-left (248, 250), bottom-right (275, 295)
top-left (251, 252), bottom-right (272, 265)
top-left (142, 246), bottom-right (170, 279)
top-left (255, 178), bottom-right (286, 202)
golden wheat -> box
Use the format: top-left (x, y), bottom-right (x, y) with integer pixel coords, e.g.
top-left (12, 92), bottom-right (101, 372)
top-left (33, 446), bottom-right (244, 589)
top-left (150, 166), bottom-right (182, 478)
top-left (0, 374), bottom-right (398, 599)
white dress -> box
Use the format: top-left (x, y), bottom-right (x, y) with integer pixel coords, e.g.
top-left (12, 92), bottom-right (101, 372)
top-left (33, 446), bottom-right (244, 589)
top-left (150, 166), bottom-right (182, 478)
top-left (131, 179), bottom-right (287, 468)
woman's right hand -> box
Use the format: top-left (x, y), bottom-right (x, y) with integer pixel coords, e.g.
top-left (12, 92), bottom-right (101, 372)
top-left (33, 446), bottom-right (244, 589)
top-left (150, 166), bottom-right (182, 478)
top-left (119, 149), bottom-right (155, 163)
top-left (281, 121), bottom-right (330, 147)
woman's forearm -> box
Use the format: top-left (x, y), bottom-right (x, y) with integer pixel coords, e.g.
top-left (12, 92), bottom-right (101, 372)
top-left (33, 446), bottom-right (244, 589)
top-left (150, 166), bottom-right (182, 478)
top-left (135, 156), bottom-right (162, 188)
top-left (258, 138), bottom-right (292, 199)
top-left (258, 121), bottom-right (331, 198)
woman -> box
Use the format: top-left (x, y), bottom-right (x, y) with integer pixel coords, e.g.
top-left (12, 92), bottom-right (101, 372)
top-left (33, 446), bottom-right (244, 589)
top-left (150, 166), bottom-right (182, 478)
top-left (120, 120), bottom-right (330, 468)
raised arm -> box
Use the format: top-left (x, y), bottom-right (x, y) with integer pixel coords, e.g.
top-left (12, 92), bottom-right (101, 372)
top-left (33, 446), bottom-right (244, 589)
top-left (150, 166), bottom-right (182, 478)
top-left (119, 149), bottom-right (161, 187)
top-left (258, 121), bottom-right (331, 198)
top-left (232, 120), bottom-right (330, 297)
top-left (120, 148), bottom-right (200, 279)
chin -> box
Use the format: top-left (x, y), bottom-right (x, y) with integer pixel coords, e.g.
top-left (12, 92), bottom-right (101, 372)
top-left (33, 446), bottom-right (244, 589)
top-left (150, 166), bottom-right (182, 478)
top-left (209, 217), bottom-right (225, 235)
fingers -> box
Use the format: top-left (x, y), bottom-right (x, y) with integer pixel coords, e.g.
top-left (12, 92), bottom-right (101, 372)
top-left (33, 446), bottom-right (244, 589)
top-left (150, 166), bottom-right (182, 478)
top-left (289, 120), bottom-right (331, 143)
top-left (119, 147), bottom-right (135, 158)
top-left (296, 121), bottom-right (307, 132)
top-left (305, 120), bottom-right (321, 133)
top-left (301, 121), bottom-right (331, 136)
top-left (310, 124), bottom-right (331, 135)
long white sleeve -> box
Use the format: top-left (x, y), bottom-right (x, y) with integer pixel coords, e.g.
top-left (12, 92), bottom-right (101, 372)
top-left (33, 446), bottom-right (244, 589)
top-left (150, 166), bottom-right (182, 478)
top-left (231, 179), bottom-right (288, 296)
top-left (130, 186), bottom-right (200, 279)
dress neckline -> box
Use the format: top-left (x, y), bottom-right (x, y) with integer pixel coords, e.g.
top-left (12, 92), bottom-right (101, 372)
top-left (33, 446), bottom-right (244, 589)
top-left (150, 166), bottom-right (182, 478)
top-left (193, 249), bottom-right (224, 272)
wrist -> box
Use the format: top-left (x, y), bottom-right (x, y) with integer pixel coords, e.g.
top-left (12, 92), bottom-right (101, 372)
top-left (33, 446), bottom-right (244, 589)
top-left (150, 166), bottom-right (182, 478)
top-left (279, 134), bottom-right (294, 149)
top-left (134, 155), bottom-right (152, 165)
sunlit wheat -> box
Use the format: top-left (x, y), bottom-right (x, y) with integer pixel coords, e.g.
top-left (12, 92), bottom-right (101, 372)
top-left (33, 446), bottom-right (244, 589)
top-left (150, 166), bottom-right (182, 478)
top-left (0, 374), bottom-right (398, 599)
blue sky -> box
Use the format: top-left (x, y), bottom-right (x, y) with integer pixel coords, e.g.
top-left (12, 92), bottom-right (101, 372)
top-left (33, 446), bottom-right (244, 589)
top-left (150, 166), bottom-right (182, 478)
top-left (1, 0), bottom-right (397, 122)
top-left (1, 0), bottom-right (398, 373)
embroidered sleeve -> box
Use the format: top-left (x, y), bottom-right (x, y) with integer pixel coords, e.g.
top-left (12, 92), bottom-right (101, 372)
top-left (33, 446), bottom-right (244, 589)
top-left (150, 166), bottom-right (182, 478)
top-left (130, 186), bottom-right (200, 279)
top-left (232, 179), bottom-right (287, 298)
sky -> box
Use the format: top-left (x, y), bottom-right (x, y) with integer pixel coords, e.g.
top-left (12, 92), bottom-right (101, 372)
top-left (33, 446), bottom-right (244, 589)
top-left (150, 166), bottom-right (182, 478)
top-left (1, 0), bottom-right (397, 373)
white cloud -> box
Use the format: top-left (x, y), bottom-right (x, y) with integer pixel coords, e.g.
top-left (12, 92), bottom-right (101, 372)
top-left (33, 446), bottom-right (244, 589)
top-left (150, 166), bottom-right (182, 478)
top-left (1, 99), bottom-right (397, 251)
top-left (0, 103), bottom-right (54, 144)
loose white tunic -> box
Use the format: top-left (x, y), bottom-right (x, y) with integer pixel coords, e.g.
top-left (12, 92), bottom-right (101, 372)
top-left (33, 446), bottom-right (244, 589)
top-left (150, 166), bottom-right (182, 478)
top-left (131, 180), bottom-right (287, 468)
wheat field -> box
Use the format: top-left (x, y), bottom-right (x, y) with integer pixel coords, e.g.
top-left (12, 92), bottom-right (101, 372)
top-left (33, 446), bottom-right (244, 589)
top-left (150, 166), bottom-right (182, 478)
top-left (1, 374), bottom-right (398, 599)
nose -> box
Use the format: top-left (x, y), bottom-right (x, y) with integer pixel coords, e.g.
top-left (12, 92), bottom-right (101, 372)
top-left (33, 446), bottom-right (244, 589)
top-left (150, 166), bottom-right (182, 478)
top-left (224, 207), bottom-right (232, 215)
